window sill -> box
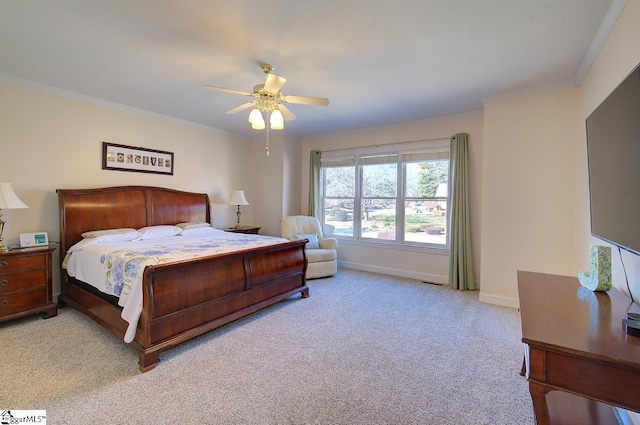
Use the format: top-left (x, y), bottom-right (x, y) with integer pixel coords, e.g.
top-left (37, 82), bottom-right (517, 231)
top-left (334, 237), bottom-right (449, 255)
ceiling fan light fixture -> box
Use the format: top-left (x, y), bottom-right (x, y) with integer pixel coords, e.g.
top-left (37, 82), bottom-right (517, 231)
top-left (251, 114), bottom-right (265, 130)
top-left (248, 106), bottom-right (263, 124)
top-left (252, 122), bottom-right (266, 130)
top-left (204, 63), bottom-right (329, 153)
top-left (270, 108), bottom-right (284, 130)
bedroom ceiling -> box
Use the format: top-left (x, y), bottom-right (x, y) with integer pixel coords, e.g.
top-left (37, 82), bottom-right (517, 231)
top-left (0, 0), bottom-right (623, 138)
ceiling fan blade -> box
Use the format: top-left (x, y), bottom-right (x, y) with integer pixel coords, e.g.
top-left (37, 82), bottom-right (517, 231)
top-left (264, 73), bottom-right (286, 93)
top-left (202, 85), bottom-right (252, 96)
top-left (283, 94), bottom-right (330, 107)
top-left (279, 104), bottom-right (296, 121)
top-left (226, 102), bottom-right (254, 114)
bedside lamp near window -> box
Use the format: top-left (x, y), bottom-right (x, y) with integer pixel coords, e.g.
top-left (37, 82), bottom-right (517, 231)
top-left (229, 190), bottom-right (249, 229)
top-left (0, 183), bottom-right (29, 253)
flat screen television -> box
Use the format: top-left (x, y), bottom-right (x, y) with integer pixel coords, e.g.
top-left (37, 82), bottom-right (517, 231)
top-left (586, 62), bottom-right (640, 255)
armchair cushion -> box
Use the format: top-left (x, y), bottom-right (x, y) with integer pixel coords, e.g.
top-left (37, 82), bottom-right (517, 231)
top-left (306, 248), bottom-right (337, 263)
top-left (319, 238), bottom-right (337, 250)
top-left (293, 233), bottom-right (320, 249)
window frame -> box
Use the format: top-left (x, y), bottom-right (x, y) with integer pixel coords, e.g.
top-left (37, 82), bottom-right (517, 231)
top-left (320, 142), bottom-right (450, 251)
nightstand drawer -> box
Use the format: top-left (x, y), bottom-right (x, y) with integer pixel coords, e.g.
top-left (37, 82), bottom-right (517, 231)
top-left (0, 269), bottom-right (46, 294)
top-left (0, 287), bottom-right (46, 315)
top-left (0, 254), bottom-right (45, 274)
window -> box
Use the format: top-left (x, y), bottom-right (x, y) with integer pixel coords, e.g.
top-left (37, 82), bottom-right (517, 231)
top-left (323, 161), bottom-right (355, 237)
top-left (321, 145), bottom-right (449, 249)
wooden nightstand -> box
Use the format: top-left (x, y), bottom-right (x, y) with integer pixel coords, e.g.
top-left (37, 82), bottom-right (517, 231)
top-left (0, 246), bottom-right (57, 322)
top-left (225, 226), bottom-right (261, 234)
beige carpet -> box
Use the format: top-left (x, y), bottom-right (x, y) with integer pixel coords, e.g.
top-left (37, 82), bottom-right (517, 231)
top-left (1, 268), bottom-right (534, 424)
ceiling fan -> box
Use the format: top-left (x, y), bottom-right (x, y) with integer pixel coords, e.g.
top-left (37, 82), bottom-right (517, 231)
top-left (203, 64), bottom-right (330, 132)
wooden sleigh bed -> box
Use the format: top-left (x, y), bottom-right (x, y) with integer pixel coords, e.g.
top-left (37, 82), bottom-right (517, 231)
top-left (57, 186), bottom-right (308, 372)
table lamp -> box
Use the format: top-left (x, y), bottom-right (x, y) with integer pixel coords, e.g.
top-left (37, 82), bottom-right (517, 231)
top-left (229, 190), bottom-right (249, 229)
top-left (0, 182), bottom-right (29, 253)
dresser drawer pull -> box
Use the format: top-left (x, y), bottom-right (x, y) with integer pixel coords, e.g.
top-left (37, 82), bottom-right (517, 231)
top-left (0, 300), bottom-right (8, 307)
top-left (0, 261), bottom-right (7, 268)
top-left (0, 279), bottom-right (7, 287)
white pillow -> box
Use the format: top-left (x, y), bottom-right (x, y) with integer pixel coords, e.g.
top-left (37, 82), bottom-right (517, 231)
top-left (68, 238), bottom-right (97, 253)
top-left (180, 226), bottom-right (222, 237)
top-left (81, 228), bottom-right (140, 243)
top-left (68, 232), bottom-right (139, 252)
top-left (134, 225), bottom-right (182, 240)
top-left (293, 233), bottom-right (320, 249)
top-left (176, 221), bottom-right (211, 230)
top-left (82, 228), bottom-right (138, 238)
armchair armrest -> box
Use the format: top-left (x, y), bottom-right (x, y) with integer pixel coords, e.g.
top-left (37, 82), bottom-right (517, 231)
top-left (319, 238), bottom-right (338, 250)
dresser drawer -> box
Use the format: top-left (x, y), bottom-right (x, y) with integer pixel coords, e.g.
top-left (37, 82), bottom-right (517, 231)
top-left (0, 254), bottom-right (45, 274)
top-left (0, 287), bottom-right (46, 316)
top-left (0, 269), bottom-right (46, 294)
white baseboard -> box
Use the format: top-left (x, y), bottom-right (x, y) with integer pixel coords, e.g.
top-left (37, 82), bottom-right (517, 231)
top-left (478, 291), bottom-right (520, 309)
top-left (338, 261), bottom-right (447, 285)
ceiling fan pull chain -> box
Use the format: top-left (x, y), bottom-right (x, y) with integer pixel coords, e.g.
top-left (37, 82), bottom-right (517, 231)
top-left (266, 116), bottom-right (270, 156)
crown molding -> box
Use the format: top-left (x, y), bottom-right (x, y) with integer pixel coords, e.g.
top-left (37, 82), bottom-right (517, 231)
top-left (574, 0), bottom-right (628, 85)
top-left (0, 73), bottom-right (234, 136)
top-left (483, 0), bottom-right (628, 105)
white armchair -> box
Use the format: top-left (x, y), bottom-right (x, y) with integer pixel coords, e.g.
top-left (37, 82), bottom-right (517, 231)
top-left (280, 215), bottom-right (337, 279)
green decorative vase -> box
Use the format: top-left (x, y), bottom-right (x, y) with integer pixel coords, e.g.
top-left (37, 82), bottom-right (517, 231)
top-left (578, 245), bottom-right (612, 292)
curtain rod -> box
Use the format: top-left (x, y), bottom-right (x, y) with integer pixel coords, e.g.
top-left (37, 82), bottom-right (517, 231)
top-left (320, 136), bottom-right (450, 154)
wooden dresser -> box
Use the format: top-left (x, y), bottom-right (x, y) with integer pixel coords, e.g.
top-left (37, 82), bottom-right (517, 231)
top-left (0, 246), bottom-right (57, 322)
top-left (518, 270), bottom-right (640, 424)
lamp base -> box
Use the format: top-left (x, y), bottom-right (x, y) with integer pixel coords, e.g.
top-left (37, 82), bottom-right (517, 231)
top-left (0, 218), bottom-right (7, 252)
top-left (235, 205), bottom-right (242, 229)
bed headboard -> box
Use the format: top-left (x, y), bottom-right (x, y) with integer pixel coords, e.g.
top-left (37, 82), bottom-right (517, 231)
top-left (57, 186), bottom-right (211, 258)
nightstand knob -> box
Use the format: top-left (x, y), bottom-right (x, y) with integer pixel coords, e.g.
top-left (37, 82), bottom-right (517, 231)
top-left (0, 279), bottom-right (7, 287)
top-left (0, 300), bottom-right (8, 307)
top-left (0, 261), bottom-right (7, 268)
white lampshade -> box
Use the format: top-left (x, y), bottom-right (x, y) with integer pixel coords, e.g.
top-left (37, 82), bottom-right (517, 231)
top-left (229, 190), bottom-right (249, 206)
top-left (248, 107), bottom-right (263, 124)
top-left (250, 109), bottom-right (265, 130)
top-left (270, 109), bottom-right (284, 130)
top-left (251, 116), bottom-right (265, 130)
top-left (0, 183), bottom-right (29, 209)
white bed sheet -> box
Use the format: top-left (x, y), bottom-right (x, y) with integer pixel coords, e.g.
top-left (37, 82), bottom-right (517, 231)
top-left (65, 231), bottom-right (289, 342)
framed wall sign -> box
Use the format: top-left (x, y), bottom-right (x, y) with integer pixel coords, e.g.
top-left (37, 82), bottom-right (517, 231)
top-left (102, 142), bottom-right (174, 175)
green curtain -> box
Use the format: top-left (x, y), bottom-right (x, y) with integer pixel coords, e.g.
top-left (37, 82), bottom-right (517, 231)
top-left (448, 133), bottom-right (475, 290)
top-left (308, 150), bottom-right (322, 219)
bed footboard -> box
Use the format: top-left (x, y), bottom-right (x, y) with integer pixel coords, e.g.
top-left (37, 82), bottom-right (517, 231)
top-left (134, 240), bottom-right (308, 371)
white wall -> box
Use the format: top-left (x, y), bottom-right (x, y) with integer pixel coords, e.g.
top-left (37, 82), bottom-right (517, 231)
top-left (576, 1), bottom-right (640, 302)
top-left (301, 113), bottom-right (484, 283)
top-left (282, 137), bottom-right (302, 219)
top-left (248, 132), bottom-right (302, 237)
top-left (0, 82), bottom-right (253, 296)
top-left (480, 87), bottom-right (579, 307)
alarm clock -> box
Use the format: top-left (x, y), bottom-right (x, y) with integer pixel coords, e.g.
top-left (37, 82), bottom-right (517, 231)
top-left (19, 232), bottom-right (49, 248)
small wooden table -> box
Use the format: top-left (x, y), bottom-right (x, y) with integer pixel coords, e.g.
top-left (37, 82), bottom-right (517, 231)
top-left (518, 271), bottom-right (640, 424)
top-left (0, 246), bottom-right (57, 322)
